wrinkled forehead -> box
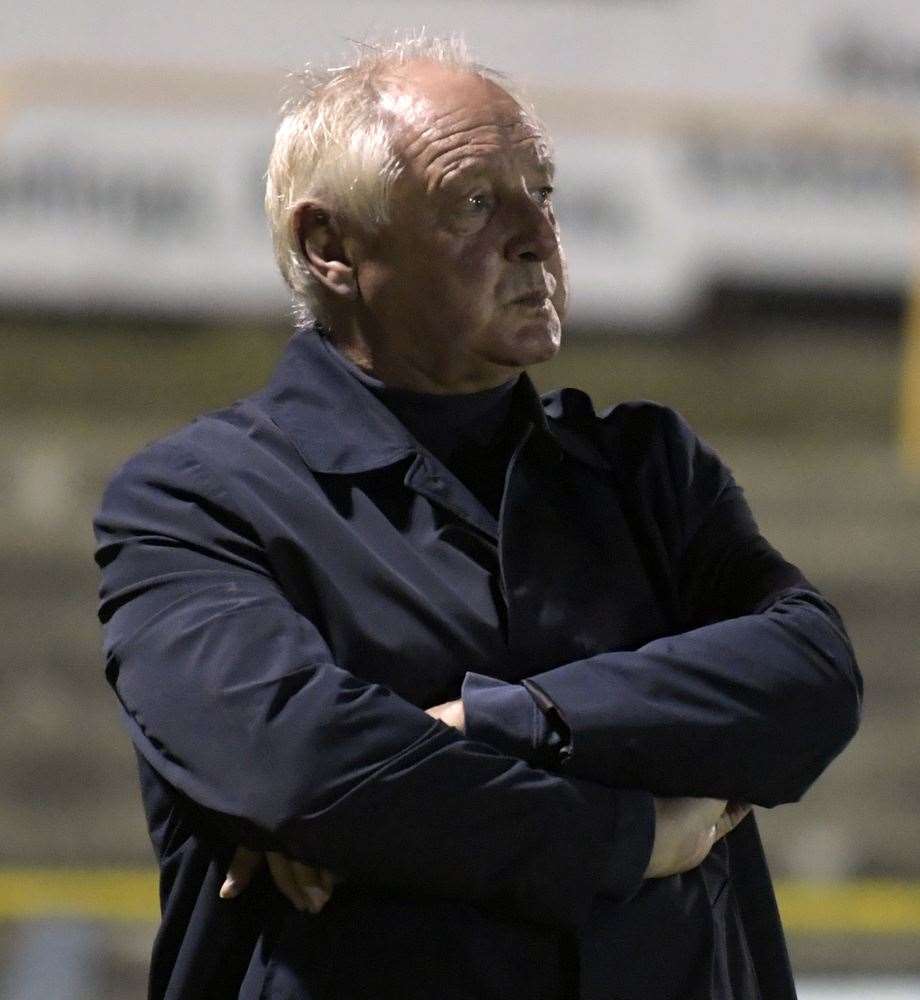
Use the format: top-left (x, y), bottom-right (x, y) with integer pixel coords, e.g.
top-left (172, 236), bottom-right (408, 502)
top-left (379, 68), bottom-right (554, 179)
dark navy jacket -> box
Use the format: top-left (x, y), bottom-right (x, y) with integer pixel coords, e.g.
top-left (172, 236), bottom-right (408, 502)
top-left (94, 328), bottom-right (862, 1000)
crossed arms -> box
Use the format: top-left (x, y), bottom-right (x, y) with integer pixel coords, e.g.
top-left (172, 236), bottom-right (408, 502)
top-left (94, 423), bottom-right (861, 929)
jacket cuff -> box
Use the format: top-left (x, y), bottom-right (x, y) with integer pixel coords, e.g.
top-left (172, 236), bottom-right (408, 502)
top-left (461, 672), bottom-right (550, 762)
top-left (461, 673), bottom-right (654, 914)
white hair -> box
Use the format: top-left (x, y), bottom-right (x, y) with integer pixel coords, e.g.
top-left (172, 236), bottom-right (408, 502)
top-left (264, 32), bottom-right (533, 325)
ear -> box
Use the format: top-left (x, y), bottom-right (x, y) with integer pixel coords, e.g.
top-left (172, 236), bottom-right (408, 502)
top-left (292, 200), bottom-right (358, 300)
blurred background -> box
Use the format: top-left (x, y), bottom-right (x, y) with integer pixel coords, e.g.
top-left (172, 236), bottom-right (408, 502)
top-left (1, 1), bottom-right (919, 996)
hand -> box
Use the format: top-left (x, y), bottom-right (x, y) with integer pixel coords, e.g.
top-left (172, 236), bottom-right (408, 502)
top-left (425, 697), bottom-right (465, 732)
top-left (220, 845), bottom-right (339, 913)
top-left (644, 798), bottom-right (750, 878)
top-left (220, 697), bottom-right (464, 912)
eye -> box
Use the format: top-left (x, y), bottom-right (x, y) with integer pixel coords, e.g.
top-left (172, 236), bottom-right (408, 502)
top-left (532, 185), bottom-right (554, 206)
top-left (466, 191), bottom-right (494, 213)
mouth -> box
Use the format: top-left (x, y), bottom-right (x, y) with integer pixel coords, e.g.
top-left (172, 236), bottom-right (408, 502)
top-left (510, 291), bottom-right (550, 308)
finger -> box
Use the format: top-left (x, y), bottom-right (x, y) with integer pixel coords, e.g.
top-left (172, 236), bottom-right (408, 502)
top-left (220, 846), bottom-right (263, 900)
top-left (291, 863), bottom-right (331, 913)
top-left (712, 802), bottom-right (752, 842)
top-left (703, 798), bottom-right (729, 823)
top-left (728, 801), bottom-right (752, 824)
top-left (724, 802), bottom-right (752, 833)
top-left (267, 852), bottom-right (309, 911)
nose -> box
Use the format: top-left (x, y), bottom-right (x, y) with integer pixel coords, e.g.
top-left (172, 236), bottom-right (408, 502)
top-left (504, 196), bottom-right (559, 263)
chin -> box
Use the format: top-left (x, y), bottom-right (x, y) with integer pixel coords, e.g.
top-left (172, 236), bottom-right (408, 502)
top-left (477, 308), bottom-right (563, 371)
top-left (509, 316), bottom-right (563, 366)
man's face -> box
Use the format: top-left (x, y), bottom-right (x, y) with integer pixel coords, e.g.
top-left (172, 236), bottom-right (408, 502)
top-left (349, 64), bottom-right (568, 392)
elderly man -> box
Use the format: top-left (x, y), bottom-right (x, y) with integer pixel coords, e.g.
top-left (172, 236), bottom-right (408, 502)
top-left (94, 35), bottom-right (861, 1000)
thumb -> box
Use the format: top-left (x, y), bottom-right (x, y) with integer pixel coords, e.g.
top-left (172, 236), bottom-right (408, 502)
top-left (220, 846), bottom-right (264, 900)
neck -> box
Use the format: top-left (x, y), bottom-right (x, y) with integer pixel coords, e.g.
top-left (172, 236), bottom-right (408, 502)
top-left (321, 323), bottom-right (523, 395)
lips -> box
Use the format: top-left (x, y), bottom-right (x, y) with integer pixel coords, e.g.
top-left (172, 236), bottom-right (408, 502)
top-left (510, 291), bottom-right (549, 307)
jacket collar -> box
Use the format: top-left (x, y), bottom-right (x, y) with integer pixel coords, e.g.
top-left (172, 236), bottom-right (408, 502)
top-left (258, 326), bottom-right (417, 474)
top-left (257, 323), bottom-right (610, 475)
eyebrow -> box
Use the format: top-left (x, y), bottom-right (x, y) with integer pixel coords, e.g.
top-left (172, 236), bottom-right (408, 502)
top-left (437, 153), bottom-right (556, 191)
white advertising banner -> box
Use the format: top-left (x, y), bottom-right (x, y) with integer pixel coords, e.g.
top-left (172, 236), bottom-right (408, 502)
top-left (1, 0), bottom-right (919, 326)
top-left (0, 104), bottom-right (286, 318)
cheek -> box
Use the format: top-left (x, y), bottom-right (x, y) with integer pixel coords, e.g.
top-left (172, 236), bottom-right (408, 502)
top-left (453, 243), bottom-right (504, 301)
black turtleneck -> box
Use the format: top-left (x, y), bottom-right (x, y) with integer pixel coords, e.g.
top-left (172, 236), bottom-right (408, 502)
top-left (324, 336), bottom-right (524, 520)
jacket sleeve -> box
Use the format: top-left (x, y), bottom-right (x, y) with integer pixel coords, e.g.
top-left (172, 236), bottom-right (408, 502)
top-left (94, 437), bottom-right (653, 927)
top-left (463, 406), bottom-right (862, 808)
